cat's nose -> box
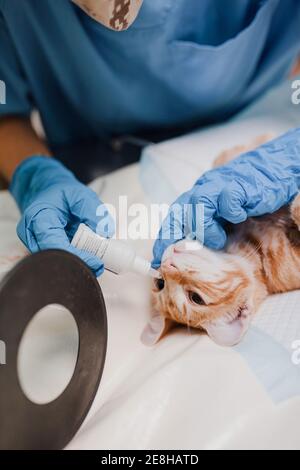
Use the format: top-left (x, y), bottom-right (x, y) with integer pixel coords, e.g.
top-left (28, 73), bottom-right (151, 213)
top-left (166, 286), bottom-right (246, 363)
top-left (174, 246), bottom-right (185, 254)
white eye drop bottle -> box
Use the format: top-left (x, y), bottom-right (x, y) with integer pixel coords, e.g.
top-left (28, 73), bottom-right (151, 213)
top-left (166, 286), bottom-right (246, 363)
top-left (72, 224), bottom-right (160, 279)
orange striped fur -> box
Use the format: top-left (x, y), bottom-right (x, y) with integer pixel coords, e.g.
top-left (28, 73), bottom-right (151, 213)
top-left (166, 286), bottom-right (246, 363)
top-left (145, 135), bottom-right (300, 347)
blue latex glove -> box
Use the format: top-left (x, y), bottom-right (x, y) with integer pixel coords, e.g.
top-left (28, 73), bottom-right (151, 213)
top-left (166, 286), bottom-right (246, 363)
top-left (10, 156), bottom-right (115, 276)
top-left (153, 128), bottom-right (300, 268)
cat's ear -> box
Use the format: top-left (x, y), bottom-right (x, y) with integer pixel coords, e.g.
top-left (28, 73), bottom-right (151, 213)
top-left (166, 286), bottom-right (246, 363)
top-left (203, 315), bottom-right (250, 347)
top-left (141, 314), bottom-right (175, 346)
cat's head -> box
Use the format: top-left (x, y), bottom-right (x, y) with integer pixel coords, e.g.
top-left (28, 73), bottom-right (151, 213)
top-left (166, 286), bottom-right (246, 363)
top-left (143, 240), bottom-right (258, 347)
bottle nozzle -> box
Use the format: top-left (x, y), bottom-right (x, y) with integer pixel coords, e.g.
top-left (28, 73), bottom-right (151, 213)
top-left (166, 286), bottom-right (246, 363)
top-left (132, 257), bottom-right (162, 279)
top-left (149, 268), bottom-right (162, 279)
top-left (72, 224), bottom-right (159, 278)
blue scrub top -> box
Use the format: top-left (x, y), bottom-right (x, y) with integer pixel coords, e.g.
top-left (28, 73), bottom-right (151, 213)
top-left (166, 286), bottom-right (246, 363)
top-left (0, 0), bottom-right (300, 146)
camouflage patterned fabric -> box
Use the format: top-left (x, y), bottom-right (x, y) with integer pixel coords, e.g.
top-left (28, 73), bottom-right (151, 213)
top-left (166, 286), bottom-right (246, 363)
top-left (72, 0), bottom-right (143, 31)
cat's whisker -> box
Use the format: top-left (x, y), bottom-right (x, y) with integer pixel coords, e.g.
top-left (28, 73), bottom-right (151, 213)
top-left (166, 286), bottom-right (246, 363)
top-left (194, 319), bottom-right (203, 329)
top-left (183, 304), bottom-right (193, 335)
top-left (242, 240), bottom-right (263, 261)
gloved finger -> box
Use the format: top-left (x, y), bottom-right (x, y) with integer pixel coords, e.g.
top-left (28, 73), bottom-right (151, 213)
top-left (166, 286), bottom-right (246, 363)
top-left (202, 220), bottom-right (227, 250)
top-left (152, 200), bottom-right (189, 268)
top-left (152, 214), bottom-right (227, 267)
top-left (69, 188), bottom-right (115, 238)
top-left (152, 226), bottom-right (185, 269)
top-left (217, 181), bottom-right (248, 224)
top-left (189, 190), bottom-right (227, 250)
top-left (30, 210), bottom-right (104, 276)
top-left (68, 246), bottom-right (104, 277)
top-left (186, 204), bottom-right (227, 250)
top-left (152, 237), bottom-right (178, 269)
top-left (17, 216), bottom-right (39, 254)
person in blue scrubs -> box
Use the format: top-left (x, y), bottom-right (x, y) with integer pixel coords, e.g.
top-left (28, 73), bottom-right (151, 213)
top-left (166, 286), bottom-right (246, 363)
top-left (0, 0), bottom-right (299, 275)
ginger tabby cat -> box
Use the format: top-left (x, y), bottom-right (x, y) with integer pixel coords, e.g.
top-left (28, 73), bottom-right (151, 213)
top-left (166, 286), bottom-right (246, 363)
top-left (143, 135), bottom-right (300, 347)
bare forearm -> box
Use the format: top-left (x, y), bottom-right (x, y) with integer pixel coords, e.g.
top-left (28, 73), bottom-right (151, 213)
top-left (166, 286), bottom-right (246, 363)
top-left (0, 116), bottom-right (52, 182)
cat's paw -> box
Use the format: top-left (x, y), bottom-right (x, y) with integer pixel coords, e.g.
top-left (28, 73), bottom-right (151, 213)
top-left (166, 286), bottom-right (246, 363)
top-left (213, 133), bottom-right (275, 169)
top-left (213, 145), bottom-right (249, 168)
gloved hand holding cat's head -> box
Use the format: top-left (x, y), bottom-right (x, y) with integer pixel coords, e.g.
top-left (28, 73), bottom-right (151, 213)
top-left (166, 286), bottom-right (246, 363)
top-left (142, 240), bottom-right (262, 347)
top-left (146, 130), bottom-right (300, 348)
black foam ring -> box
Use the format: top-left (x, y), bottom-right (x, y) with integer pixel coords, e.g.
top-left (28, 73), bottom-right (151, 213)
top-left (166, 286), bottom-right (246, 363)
top-left (0, 250), bottom-right (107, 450)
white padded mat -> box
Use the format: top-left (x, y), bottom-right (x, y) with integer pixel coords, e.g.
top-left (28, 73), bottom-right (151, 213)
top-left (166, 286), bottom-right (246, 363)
top-left (253, 292), bottom-right (300, 352)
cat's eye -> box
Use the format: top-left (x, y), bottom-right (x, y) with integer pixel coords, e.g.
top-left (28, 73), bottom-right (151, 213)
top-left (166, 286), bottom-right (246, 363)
top-left (188, 291), bottom-right (205, 306)
top-left (154, 278), bottom-right (165, 291)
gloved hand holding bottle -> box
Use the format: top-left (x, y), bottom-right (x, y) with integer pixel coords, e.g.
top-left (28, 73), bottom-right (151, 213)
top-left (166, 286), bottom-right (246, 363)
top-left (153, 128), bottom-right (300, 268)
top-left (10, 155), bottom-right (115, 277)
